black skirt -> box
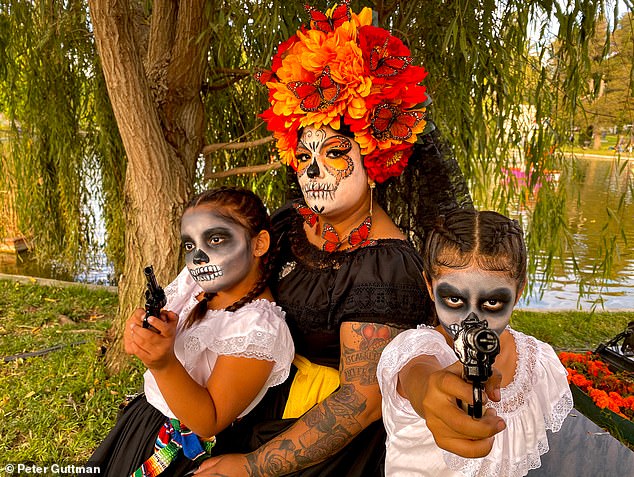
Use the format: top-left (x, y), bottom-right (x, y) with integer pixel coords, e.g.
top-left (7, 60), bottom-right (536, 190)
top-left (85, 394), bottom-right (198, 477)
top-left (88, 390), bottom-right (385, 477)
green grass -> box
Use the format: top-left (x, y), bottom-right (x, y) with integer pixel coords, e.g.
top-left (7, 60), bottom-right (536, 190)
top-left (511, 310), bottom-right (634, 352)
top-left (0, 279), bottom-right (143, 467)
top-left (0, 278), bottom-right (633, 468)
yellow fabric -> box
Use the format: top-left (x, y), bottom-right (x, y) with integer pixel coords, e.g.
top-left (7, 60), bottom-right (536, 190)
top-left (282, 354), bottom-right (340, 419)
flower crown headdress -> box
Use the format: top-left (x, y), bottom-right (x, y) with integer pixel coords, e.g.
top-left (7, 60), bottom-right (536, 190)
top-left (257, 1), bottom-right (428, 183)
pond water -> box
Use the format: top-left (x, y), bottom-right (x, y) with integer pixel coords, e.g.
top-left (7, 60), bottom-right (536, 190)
top-left (1, 156), bottom-right (632, 310)
top-left (516, 156), bottom-right (634, 310)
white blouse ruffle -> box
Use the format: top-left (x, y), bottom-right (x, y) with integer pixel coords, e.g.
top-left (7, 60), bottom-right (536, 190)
top-left (378, 326), bottom-right (573, 477)
top-left (144, 267), bottom-right (295, 420)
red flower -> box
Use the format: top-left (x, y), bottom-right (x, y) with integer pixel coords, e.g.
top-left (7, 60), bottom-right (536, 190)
top-left (363, 144), bottom-right (413, 183)
top-left (271, 32), bottom-right (302, 73)
top-left (358, 26), bottom-right (411, 64)
top-left (569, 370), bottom-right (593, 390)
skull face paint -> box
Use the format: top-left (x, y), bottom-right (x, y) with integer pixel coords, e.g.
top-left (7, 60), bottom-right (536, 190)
top-left (180, 207), bottom-right (254, 294)
top-left (295, 125), bottom-right (368, 216)
top-left (428, 266), bottom-right (519, 336)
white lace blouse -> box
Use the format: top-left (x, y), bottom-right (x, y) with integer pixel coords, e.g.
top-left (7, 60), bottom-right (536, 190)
top-left (144, 267), bottom-right (295, 420)
top-left (377, 326), bottom-right (573, 477)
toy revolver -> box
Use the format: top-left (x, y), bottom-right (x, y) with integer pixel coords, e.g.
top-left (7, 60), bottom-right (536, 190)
top-left (142, 265), bottom-right (167, 333)
top-left (449, 312), bottom-right (500, 418)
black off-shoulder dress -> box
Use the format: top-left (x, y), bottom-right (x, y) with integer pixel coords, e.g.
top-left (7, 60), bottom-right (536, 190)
top-left (220, 201), bottom-right (435, 476)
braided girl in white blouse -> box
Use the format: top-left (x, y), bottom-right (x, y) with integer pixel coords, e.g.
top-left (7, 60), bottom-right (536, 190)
top-left (378, 209), bottom-right (573, 477)
top-left (88, 188), bottom-right (294, 477)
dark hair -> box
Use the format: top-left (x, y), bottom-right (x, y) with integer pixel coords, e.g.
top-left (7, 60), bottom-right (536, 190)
top-left (377, 129), bottom-right (474, 251)
top-left (183, 186), bottom-right (275, 327)
top-left (422, 208), bottom-right (527, 293)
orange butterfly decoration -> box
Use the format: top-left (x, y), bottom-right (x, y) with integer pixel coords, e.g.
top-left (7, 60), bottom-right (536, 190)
top-left (287, 66), bottom-right (341, 112)
top-left (321, 216), bottom-right (376, 252)
top-left (321, 223), bottom-right (342, 252)
top-left (371, 103), bottom-right (424, 141)
top-left (348, 216), bottom-right (376, 249)
top-left (255, 69), bottom-right (276, 85)
top-left (304, 1), bottom-right (351, 33)
top-left (294, 202), bottom-right (319, 227)
top-left (369, 42), bottom-right (412, 77)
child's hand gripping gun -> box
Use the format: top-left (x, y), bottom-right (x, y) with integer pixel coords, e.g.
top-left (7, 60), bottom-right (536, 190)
top-left (449, 313), bottom-right (500, 418)
top-left (142, 265), bottom-right (167, 333)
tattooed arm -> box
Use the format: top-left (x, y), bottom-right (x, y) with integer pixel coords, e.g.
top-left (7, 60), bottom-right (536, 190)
top-left (194, 321), bottom-right (400, 476)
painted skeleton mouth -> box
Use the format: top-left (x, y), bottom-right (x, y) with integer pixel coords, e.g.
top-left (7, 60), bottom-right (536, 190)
top-left (303, 183), bottom-right (336, 201)
top-left (190, 264), bottom-right (223, 281)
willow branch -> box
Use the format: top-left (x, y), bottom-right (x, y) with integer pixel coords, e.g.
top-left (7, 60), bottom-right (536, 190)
top-left (207, 75), bottom-right (247, 91)
top-left (201, 136), bottom-right (274, 155)
top-left (214, 67), bottom-right (252, 75)
top-left (205, 161), bottom-right (281, 180)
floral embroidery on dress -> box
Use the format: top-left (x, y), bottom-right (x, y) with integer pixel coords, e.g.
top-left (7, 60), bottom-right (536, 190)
top-left (279, 261), bottom-right (297, 280)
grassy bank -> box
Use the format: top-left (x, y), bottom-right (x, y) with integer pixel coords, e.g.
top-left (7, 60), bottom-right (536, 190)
top-left (0, 279), bottom-right (633, 466)
top-left (511, 310), bottom-right (633, 351)
top-left (0, 279), bottom-right (143, 467)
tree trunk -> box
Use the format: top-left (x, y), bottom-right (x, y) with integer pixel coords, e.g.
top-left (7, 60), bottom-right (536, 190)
top-left (88, 0), bottom-right (210, 374)
top-left (593, 127), bottom-right (602, 150)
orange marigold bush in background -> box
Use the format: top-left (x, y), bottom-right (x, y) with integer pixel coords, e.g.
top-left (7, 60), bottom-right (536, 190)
top-left (559, 351), bottom-right (634, 420)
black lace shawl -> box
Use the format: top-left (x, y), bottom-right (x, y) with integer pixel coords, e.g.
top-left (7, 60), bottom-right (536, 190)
top-left (271, 203), bottom-right (432, 368)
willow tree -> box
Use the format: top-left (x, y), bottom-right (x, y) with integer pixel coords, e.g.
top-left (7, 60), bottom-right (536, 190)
top-left (572, 12), bottom-right (634, 147)
top-left (1, 0), bottom-right (631, 372)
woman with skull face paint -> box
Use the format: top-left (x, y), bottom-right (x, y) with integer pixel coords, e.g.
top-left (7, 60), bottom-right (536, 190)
top-left (377, 209), bottom-right (573, 476)
top-left (195, 3), bottom-right (485, 477)
top-left (86, 187), bottom-right (294, 477)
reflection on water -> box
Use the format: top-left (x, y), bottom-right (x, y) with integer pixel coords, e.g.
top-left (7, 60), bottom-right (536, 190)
top-left (518, 156), bottom-right (634, 310)
top-left (0, 253), bottom-right (75, 281)
top-left (0, 251), bottom-right (113, 285)
top-left (1, 157), bottom-right (632, 310)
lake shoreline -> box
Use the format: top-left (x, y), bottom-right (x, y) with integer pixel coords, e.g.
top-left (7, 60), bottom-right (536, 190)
top-left (565, 151), bottom-right (634, 161)
top-left (2, 154), bottom-right (632, 310)
top-left (0, 272), bottom-right (118, 293)
top-left (2, 272), bottom-right (633, 313)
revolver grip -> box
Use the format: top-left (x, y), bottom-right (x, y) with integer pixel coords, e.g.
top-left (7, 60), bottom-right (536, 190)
top-left (470, 384), bottom-right (484, 418)
top-left (456, 382), bottom-right (484, 418)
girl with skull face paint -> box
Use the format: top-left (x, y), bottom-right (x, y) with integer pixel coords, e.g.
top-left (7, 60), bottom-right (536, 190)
top-left (87, 187), bottom-right (294, 477)
top-left (377, 209), bottom-right (573, 476)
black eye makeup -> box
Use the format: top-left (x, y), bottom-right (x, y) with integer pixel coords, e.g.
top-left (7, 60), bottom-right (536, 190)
top-left (325, 136), bottom-right (352, 158)
top-left (181, 233), bottom-right (195, 252)
top-left (442, 296), bottom-right (465, 308)
top-left (477, 288), bottom-right (513, 312)
top-left (436, 283), bottom-right (464, 297)
top-left (204, 228), bottom-right (233, 247)
top-left (435, 283), bottom-right (513, 313)
top-left (481, 299), bottom-right (505, 312)
top-left (295, 150), bottom-right (311, 162)
top-left (326, 149), bottom-right (346, 158)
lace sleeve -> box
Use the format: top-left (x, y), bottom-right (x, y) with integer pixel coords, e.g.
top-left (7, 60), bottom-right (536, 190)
top-left (378, 327), bottom-right (457, 415)
top-left (187, 301), bottom-right (294, 388)
top-left (533, 339), bottom-right (573, 432)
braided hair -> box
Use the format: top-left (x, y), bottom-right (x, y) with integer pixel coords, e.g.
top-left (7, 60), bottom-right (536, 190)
top-left (423, 209), bottom-right (527, 293)
top-left (183, 187), bottom-right (276, 327)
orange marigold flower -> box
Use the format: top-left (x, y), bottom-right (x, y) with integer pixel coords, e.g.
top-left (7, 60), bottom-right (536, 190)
top-left (559, 351), bottom-right (634, 422)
